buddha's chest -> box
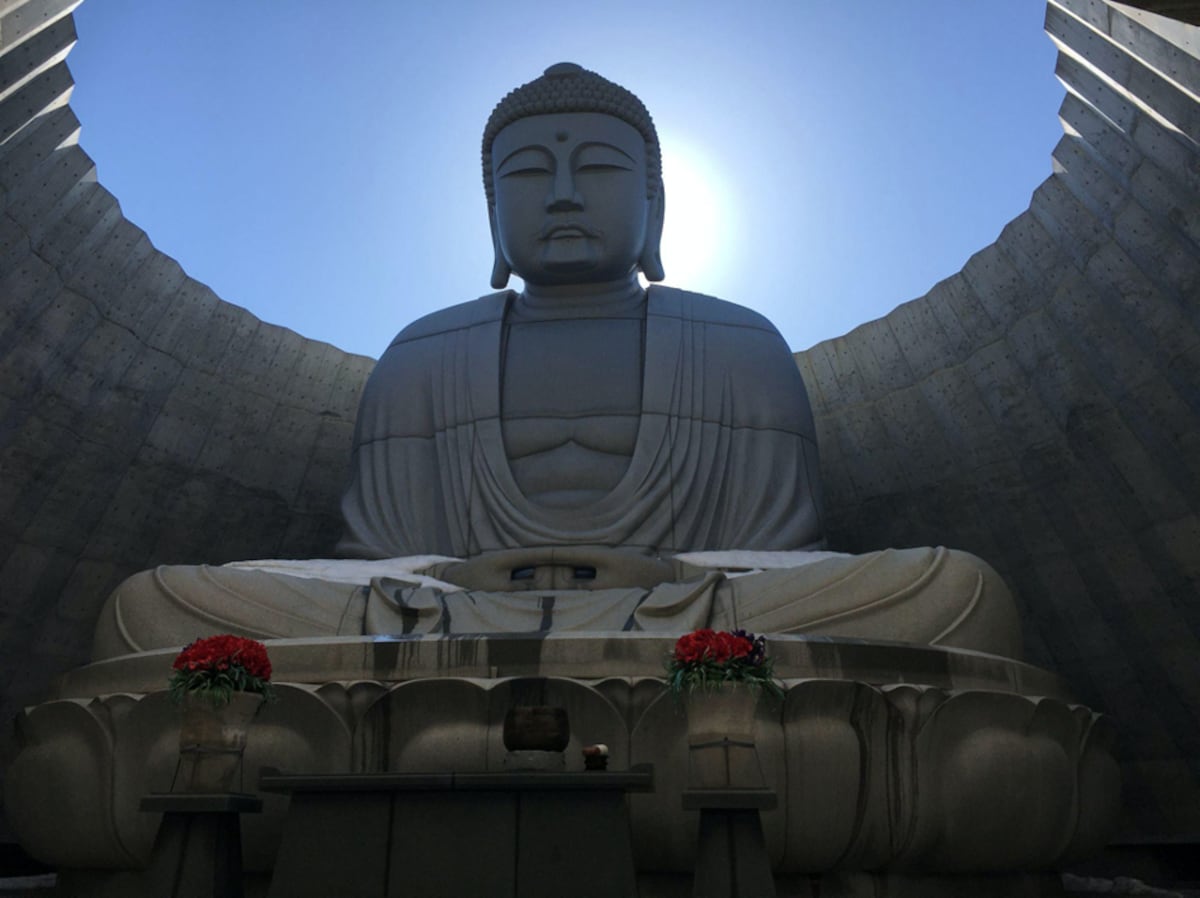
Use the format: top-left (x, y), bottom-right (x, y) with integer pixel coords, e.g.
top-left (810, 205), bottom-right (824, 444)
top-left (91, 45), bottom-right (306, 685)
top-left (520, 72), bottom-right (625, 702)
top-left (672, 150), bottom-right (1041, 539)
top-left (500, 316), bottom-right (643, 505)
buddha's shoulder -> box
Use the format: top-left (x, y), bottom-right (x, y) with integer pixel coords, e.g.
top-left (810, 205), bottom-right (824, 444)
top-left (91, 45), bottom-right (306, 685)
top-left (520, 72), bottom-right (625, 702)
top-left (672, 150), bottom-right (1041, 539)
top-left (385, 292), bottom-right (511, 349)
top-left (647, 286), bottom-right (779, 334)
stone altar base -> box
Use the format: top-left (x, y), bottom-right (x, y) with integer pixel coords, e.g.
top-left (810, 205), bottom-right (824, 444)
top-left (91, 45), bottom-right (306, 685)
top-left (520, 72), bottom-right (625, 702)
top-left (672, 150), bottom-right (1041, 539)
top-left (5, 634), bottom-right (1119, 896)
top-left (47, 870), bottom-right (1073, 898)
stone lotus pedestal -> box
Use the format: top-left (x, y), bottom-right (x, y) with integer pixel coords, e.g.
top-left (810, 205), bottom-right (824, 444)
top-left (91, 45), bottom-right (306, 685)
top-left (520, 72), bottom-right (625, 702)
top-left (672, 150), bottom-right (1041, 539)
top-left (5, 633), bottom-right (1120, 897)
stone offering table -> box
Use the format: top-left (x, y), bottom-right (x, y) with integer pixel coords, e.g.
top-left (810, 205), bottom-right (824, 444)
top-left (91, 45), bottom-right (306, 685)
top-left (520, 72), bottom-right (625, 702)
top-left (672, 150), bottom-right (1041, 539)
top-left (258, 766), bottom-right (652, 898)
top-left (137, 793), bottom-right (261, 898)
top-left (682, 788), bottom-right (778, 898)
top-left (6, 632), bottom-right (1119, 897)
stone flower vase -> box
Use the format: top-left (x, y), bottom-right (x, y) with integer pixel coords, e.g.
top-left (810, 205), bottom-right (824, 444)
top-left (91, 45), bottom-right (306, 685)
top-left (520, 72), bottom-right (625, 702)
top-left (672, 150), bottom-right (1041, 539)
top-left (176, 691), bottom-right (264, 793)
top-left (684, 685), bottom-right (765, 790)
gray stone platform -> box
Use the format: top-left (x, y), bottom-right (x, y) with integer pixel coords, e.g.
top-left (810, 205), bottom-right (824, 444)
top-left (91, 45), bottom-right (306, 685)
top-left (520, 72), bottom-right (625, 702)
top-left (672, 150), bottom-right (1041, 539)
top-left (6, 633), bottom-right (1118, 896)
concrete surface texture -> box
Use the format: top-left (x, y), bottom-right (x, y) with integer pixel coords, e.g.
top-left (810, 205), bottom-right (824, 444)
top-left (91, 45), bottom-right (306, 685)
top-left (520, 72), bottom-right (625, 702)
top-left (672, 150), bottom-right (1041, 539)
top-left (0, 0), bottom-right (1196, 858)
top-left (796, 0), bottom-right (1200, 844)
top-left (0, 0), bottom-right (373, 842)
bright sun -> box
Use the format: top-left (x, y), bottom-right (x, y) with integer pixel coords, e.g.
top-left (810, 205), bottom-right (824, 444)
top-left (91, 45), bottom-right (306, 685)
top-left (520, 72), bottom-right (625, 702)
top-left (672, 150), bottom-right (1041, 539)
top-left (656, 137), bottom-right (735, 292)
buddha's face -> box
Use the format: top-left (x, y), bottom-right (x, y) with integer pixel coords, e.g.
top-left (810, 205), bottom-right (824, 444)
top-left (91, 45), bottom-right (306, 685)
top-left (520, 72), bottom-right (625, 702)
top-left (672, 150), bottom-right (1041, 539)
top-left (491, 112), bottom-right (650, 286)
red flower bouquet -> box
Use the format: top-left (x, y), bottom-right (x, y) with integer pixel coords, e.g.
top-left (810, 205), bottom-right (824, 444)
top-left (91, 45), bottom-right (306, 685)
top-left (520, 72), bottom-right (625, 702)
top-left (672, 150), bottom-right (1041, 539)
top-left (666, 628), bottom-right (781, 697)
top-left (168, 634), bottom-right (274, 706)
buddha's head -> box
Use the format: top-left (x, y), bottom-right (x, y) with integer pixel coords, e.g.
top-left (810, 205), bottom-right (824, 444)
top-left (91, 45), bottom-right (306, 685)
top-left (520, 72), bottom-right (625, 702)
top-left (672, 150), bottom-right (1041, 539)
top-left (482, 63), bottom-right (665, 289)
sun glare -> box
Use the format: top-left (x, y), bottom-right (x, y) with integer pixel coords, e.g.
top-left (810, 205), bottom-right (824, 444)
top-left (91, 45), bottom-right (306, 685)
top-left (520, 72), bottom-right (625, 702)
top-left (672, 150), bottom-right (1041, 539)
top-left (657, 137), bottom-right (735, 293)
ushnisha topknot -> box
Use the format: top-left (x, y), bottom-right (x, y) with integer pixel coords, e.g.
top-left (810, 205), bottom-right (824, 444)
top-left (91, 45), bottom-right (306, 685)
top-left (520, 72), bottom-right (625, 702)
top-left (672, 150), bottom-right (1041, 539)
top-left (482, 62), bottom-right (662, 208)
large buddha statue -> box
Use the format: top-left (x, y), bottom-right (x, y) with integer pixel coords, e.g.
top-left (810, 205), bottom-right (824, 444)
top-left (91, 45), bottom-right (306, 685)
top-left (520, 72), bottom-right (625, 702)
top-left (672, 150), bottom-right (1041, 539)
top-left (93, 64), bottom-right (1021, 661)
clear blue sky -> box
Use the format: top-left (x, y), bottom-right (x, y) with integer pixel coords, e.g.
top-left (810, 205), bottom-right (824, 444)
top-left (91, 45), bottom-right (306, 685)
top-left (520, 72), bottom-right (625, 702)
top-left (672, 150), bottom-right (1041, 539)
top-left (67, 1), bottom-right (1063, 359)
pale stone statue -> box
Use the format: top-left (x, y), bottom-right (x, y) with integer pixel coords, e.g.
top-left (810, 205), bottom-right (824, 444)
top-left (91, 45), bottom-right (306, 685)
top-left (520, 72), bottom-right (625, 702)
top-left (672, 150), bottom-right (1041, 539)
top-left (93, 64), bottom-right (1021, 660)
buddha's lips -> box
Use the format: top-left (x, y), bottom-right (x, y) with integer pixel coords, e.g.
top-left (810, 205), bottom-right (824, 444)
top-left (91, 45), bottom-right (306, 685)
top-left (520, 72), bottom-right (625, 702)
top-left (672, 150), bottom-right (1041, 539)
top-left (540, 224), bottom-right (596, 240)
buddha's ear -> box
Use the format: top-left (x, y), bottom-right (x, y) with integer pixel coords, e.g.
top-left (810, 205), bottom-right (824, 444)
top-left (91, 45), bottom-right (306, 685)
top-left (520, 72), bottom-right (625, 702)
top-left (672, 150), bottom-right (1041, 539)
top-left (639, 188), bottom-right (665, 282)
top-left (489, 209), bottom-right (512, 289)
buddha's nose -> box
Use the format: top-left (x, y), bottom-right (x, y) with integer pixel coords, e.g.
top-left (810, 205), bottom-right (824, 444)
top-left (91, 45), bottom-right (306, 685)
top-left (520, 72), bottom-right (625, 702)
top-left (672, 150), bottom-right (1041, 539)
top-left (546, 167), bottom-right (583, 212)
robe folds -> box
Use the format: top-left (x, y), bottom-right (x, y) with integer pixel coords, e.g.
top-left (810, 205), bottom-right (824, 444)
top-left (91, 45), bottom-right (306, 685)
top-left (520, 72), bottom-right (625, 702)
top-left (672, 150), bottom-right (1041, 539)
top-left (91, 287), bottom-right (1024, 661)
top-left (337, 286), bottom-right (826, 559)
top-left (95, 547), bottom-right (1023, 660)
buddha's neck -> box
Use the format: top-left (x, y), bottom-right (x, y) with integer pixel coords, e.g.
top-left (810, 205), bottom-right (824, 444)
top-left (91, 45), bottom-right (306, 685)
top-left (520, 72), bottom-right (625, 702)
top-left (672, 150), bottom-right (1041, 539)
top-left (514, 275), bottom-right (645, 320)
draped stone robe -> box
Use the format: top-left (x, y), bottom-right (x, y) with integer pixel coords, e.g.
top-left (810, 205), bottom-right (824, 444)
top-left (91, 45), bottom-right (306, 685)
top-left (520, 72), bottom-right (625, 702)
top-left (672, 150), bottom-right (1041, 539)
top-left (338, 285), bottom-right (826, 560)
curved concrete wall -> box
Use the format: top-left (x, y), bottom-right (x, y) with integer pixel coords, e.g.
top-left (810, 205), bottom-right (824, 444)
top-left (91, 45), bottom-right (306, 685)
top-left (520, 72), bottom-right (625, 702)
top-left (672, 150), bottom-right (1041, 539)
top-left (0, 0), bottom-right (1197, 844)
top-left (0, 0), bottom-right (374, 837)
top-left (799, 0), bottom-right (1200, 840)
